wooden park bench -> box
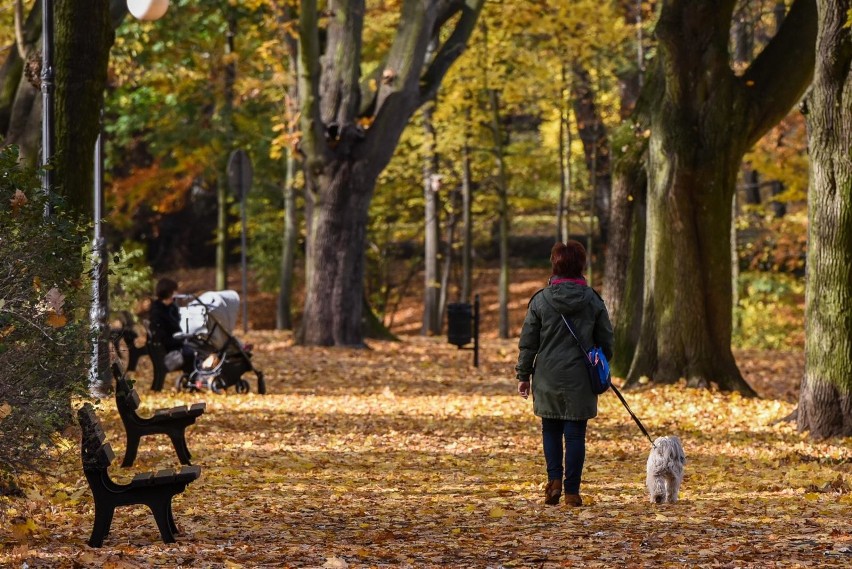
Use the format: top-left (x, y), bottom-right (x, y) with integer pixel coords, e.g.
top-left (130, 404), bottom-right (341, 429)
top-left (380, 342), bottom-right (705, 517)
top-left (77, 404), bottom-right (201, 547)
top-left (112, 364), bottom-right (206, 467)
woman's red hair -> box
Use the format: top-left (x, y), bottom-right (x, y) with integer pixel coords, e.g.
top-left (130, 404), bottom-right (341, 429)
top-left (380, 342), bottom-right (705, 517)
top-left (551, 241), bottom-right (586, 278)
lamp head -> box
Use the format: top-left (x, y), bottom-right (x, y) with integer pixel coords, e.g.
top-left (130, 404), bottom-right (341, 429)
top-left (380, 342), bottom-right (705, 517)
top-left (127, 0), bottom-right (169, 21)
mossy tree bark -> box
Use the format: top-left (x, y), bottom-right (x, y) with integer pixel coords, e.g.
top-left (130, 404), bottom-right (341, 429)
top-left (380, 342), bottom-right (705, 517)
top-left (0, 0), bottom-right (124, 213)
top-left (621, 0), bottom-right (816, 394)
top-left (798, 0), bottom-right (852, 438)
top-left (53, 0), bottom-right (114, 216)
top-left (297, 0), bottom-right (484, 346)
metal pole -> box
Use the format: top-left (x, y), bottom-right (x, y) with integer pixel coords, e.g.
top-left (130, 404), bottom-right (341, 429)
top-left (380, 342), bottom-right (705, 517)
top-left (241, 195), bottom-right (248, 334)
top-left (91, 109), bottom-right (110, 393)
top-left (41, 0), bottom-right (55, 209)
top-left (473, 294), bottom-right (480, 367)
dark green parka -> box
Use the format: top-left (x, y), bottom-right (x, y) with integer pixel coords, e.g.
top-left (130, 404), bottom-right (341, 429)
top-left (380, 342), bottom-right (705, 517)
top-left (515, 282), bottom-right (614, 420)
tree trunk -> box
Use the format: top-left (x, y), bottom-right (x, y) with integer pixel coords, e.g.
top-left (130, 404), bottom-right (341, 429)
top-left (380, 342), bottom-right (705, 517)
top-left (422, 100), bottom-right (441, 335)
top-left (622, 0), bottom-right (816, 394)
top-left (299, 162), bottom-right (373, 346)
top-left (277, 148), bottom-right (299, 330)
top-left (572, 64), bottom-right (611, 246)
top-left (798, 0), bottom-right (852, 438)
top-left (488, 88), bottom-right (510, 339)
top-left (460, 104), bottom-right (473, 303)
top-left (53, 0), bottom-right (114, 215)
top-left (296, 0), bottom-right (484, 346)
top-left (604, 122), bottom-right (647, 376)
top-left (216, 9), bottom-right (237, 291)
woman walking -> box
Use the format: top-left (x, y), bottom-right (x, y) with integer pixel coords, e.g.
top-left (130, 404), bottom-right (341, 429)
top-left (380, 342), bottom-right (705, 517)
top-left (516, 241), bottom-right (613, 506)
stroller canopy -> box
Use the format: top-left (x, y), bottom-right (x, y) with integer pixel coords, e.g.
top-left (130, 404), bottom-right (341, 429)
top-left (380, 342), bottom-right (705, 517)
top-left (197, 290), bottom-right (240, 333)
top-left (181, 290), bottom-right (241, 350)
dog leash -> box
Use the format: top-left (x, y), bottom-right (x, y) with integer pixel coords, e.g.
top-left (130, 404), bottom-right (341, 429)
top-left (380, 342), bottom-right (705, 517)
top-left (610, 384), bottom-right (656, 447)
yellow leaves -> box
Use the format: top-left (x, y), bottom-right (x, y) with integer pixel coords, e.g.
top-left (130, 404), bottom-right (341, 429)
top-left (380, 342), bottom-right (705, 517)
top-left (488, 506), bottom-right (506, 518)
top-left (9, 517), bottom-right (37, 541)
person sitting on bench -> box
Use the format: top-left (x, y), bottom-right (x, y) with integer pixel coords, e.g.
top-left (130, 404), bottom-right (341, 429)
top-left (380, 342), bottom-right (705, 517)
top-left (148, 278), bottom-right (194, 374)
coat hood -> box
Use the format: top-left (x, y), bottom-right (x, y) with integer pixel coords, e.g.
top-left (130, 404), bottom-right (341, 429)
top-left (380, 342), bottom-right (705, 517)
top-left (543, 282), bottom-right (598, 315)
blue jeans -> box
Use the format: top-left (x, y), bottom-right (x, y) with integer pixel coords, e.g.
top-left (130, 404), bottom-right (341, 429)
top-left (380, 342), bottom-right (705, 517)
top-left (542, 418), bottom-right (588, 494)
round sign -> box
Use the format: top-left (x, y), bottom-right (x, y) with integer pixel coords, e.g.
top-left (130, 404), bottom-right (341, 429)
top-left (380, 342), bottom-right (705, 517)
top-left (127, 0), bottom-right (170, 21)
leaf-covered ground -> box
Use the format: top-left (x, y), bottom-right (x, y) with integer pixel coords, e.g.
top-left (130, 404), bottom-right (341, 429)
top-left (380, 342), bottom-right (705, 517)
top-left (1, 332), bottom-right (850, 568)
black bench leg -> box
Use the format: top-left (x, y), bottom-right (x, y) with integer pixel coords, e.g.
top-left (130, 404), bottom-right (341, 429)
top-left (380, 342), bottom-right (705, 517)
top-left (88, 504), bottom-right (114, 548)
top-left (122, 433), bottom-right (141, 467)
top-left (149, 500), bottom-right (177, 543)
top-left (168, 432), bottom-right (192, 465)
top-left (167, 502), bottom-right (179, 536)
top-left (152, 368), bottom-right (165, 392)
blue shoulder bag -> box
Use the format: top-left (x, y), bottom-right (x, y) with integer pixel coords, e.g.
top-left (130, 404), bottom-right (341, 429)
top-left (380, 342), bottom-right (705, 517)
top-left (559, 314), bottom-right (611, 395)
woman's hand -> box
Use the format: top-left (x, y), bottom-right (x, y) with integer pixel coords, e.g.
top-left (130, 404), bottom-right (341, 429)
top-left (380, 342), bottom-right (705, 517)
top-left (518, 380), bottom-right (530, 399)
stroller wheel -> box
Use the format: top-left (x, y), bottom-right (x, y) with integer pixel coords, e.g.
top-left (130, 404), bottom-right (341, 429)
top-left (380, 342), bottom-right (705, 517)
top-left (236, 379), bottom-right (250, 394)
top-left (210, 376), bottom-right (227, 394)
top-left (175, 374), bottom-right (192, 392)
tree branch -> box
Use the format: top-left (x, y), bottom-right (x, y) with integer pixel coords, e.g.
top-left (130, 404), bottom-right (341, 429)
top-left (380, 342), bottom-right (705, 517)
top-left (419, 0), bottom-right (484, 105)
top-left (298, 0), bottom-right (329, 169)
top-left (319, 0), bottom-right (365, 128)
top-left (742, 0), bottom-right (817, 146)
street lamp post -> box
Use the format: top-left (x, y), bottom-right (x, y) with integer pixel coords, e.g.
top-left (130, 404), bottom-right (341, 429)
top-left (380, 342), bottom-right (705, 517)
top-left (40, 0), bottom-right (171, 394)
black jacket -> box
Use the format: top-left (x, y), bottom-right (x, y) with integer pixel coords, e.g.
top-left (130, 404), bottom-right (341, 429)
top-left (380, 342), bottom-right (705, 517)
top-left (148, 299), bottom-right (183, 351)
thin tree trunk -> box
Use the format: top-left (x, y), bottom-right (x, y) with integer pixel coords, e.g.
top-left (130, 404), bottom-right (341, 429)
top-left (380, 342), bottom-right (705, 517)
top-left (422, 99), bottom-right (441, 335)
top-left (489, 88), bottom-right (510, 339)
top-left (556, 65), bottom-right (568, 242)
top-left (572, 64), bottom-right (611, 246)
top-left (461, 103), bottom-right (473, 303)
top-left (216, 9), bottom-right (237, 291)
top-left (438, 185), bottom-right (460, 322)
top-left (798, 0), bottom-right (852, 438)
top-left (277, 148), bottom-right (299, 330)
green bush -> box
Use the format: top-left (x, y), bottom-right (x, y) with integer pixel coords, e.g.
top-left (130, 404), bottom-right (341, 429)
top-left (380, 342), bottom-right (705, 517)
top-left (733, 272), bottom-right (805, 350)
top-left (0, 146), bottom-right (91, 492)
top-left (109, 241), bottom-right (154, 316)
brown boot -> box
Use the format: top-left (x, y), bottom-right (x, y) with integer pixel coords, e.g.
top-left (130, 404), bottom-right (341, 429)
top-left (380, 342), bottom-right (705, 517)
top-left (544, 479), bottom-right (562, 505)
top-left (563, 493), bottom-right (582, 507)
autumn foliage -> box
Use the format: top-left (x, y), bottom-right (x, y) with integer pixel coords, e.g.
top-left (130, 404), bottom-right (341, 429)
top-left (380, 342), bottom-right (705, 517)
top-left (1, 331), bottom-right (850, 567)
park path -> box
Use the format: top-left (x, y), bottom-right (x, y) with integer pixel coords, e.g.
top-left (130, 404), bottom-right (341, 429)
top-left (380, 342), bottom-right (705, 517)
top-left (1, 332), bottom-right (850, 568)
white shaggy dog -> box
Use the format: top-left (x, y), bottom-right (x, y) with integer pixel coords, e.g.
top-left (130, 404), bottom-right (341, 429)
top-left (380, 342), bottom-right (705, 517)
top-left (646, 436), bottom-right (686, 504)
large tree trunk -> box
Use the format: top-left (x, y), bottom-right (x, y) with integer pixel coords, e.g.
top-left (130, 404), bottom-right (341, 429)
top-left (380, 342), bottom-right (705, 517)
top-left (621, 0), bottom-right (816, 394)
top-left (798, 0), bottom-right (852, 438)
top-left (53, 0), bottom-right (114, 215)
top-left (299, 162), bottom-right (374, 346)
top-left (296, 0), bottom-right (483, 346)
top-left (605, 123), bottom-right (647, 377)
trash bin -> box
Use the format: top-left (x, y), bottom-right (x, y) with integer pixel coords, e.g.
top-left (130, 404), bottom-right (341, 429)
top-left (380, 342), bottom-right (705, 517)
top-left (447, 302), bottom-right (473, 347)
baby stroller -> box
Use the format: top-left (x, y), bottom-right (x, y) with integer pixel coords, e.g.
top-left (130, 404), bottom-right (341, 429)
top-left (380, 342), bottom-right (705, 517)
top-left (174, 290), bottom-right (266, 394)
